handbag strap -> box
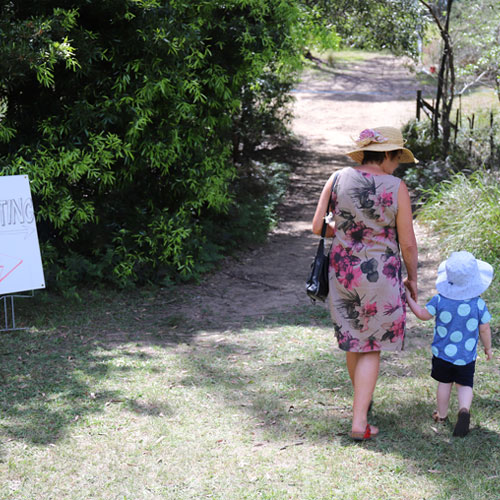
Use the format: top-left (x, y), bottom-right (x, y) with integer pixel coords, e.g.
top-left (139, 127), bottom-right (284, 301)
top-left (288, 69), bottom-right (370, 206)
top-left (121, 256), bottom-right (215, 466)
top-left (320, 171), bottom-right (339, 239)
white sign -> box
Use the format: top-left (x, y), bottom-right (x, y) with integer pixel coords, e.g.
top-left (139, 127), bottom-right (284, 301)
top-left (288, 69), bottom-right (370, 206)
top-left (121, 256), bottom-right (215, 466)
top-left (0, 175), bottom-right (45, 294)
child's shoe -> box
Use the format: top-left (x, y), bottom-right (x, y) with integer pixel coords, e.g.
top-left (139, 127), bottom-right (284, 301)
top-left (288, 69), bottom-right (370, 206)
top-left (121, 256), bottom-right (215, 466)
top-left (453, 408), bottom-right (470, 437)
top-left (432, 411), bottom-right (447, 423)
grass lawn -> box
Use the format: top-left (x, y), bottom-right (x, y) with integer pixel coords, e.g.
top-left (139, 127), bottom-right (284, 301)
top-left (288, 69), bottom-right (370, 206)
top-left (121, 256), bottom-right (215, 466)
top-left (455, 88), bottom-right (498, 114)
top-left (0, 291), bottom-right (499, 499)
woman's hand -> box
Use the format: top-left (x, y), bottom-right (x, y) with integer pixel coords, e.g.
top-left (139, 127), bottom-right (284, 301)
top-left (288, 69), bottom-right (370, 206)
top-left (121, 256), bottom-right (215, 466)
top-left (403, 278), bottom-right (418, 301)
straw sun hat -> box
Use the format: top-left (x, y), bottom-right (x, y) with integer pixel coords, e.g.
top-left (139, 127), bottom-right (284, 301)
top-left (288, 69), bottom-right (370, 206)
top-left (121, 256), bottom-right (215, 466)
top-left (346, 126), bottom-right (417, 164)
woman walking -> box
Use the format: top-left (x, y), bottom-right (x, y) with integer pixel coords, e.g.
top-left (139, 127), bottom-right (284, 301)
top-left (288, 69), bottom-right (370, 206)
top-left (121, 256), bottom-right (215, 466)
top-left (312, 126), bottom-right (418, 440)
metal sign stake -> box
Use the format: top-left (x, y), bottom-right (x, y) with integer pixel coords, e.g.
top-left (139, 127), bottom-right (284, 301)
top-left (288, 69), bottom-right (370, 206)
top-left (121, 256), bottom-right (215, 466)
top-left (0, 291), bottom-right (34, 332)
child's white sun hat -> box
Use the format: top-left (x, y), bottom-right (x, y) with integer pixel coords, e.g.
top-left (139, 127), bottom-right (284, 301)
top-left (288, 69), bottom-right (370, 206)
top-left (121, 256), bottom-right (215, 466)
top-left (436, 251), bottom-right (494, 300)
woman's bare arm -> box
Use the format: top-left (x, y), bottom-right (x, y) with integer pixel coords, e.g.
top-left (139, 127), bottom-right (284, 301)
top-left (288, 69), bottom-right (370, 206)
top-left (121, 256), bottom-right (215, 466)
top-left (397, 180), bottom-right (418, 300)
top-left (312, 172), bottom-right (336, 237)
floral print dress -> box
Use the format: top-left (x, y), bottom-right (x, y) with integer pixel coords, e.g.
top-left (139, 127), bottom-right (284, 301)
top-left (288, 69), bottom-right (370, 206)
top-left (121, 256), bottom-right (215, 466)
top-left (328, 167), bottom-right (406, 352)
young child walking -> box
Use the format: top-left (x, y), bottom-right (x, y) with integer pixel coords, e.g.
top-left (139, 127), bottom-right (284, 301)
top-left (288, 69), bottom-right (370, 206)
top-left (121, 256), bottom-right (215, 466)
top-left (405, 251), bottom-right (493, 437)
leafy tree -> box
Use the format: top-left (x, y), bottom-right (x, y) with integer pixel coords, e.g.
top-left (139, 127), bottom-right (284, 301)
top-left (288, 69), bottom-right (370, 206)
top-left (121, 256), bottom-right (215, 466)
top-left (452, 0), bottom-right (500, 103)
top-left (419, 0), bottom-right (456, 154)
top-left (0, 1), bottom-right (316, 290)
top-left (303, 0), bottom-right (426, 57)
top-left (416, 0), bottom-right (500, 156)
top-left (0, 1), bottom-right (425, 291)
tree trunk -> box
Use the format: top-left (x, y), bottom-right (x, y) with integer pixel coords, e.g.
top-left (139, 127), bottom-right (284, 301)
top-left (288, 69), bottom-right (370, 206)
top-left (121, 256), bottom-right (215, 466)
top-left (419, 0), bottom-right (455, 154)
top-left (440, 0), bottom-right (455, 156)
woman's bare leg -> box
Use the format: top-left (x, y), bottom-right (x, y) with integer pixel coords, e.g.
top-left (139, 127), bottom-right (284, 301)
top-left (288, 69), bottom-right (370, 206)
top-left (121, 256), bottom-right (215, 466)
top-left (346, 351), bottom-right (358, 386)
top-left (351, 351), bottom-right (380, 435)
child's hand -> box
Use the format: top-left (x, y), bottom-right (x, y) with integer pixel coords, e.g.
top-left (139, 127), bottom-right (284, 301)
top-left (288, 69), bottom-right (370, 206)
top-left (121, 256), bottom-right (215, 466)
top-left (403, 282), bottom-right (412, 300)
top-left (484, 347), bottom-right (493, 361)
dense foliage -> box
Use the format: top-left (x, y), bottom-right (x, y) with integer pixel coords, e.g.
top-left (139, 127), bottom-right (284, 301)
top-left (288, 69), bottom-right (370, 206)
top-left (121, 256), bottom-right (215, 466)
top-left (399, 116), bottom-right (499, 200)
top-left (310, 0), bottom-right (425, 57)
top-left (0, 1), bottom-right (426, 292)
top-left (452, 0), bottom-right (500, 102)
top-left (0, 1), bottom-right (318, 290)
top-left (417, 170), bottom-right (500, 270)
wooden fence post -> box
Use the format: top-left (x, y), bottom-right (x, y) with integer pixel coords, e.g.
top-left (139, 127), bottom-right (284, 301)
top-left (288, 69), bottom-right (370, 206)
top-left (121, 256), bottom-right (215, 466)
top-left (468, 114), bottom-right (475, 157)
top-left (459, 94), bottom-right (462, 127)
top-left (416, 90), bottom-right (422, 121)
top-left (490, 111), bottom-right (495, 167)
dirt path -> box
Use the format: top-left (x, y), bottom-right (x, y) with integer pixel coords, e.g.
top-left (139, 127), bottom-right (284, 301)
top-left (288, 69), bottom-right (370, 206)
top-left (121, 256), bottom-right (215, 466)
top-left (166, 55), bottom-right (439, 340)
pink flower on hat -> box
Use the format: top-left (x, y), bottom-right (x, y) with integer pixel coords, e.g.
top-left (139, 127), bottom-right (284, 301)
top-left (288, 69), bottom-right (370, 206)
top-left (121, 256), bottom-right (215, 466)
top-left (355, 129), bottom-right (388, 148)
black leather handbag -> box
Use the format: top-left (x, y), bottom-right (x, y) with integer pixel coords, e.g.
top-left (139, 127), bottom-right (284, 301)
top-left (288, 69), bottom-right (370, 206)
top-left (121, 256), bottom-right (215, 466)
top-left (306, 174), bottom-right (337, 302)
top-left (305, 233), bottom-right (330, 302)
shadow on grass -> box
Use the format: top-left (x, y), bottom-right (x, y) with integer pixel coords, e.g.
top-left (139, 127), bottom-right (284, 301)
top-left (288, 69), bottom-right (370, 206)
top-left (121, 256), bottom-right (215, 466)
top-left (0, 326), bottom-right (117, 445)
top-left (297, 56), bottom-right (423, 101)
top-left (0, 291), bottom-right (327, 446)
top-left (359, 398), bottom-right (500, 498)
top-left (2, 289), bottom-right (499, 499)
top-left (178, 332), bottom-right (500, 498)
top-left (0, 290), bottom-right (182, 449)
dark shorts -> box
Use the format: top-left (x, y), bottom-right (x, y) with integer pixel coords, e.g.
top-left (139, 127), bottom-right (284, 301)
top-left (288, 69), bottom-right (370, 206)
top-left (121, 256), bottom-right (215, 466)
top-left (431, 356), bottom-right (476, 388)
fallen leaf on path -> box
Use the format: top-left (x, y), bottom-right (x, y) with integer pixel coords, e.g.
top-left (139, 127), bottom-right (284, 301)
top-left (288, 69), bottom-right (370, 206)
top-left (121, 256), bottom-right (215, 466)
top-left (105, 398), bottom-right (125, 406)
top-left (154, 436), bottom-right (166, 445)
top-left (279, 442), bottom-right (304, 451)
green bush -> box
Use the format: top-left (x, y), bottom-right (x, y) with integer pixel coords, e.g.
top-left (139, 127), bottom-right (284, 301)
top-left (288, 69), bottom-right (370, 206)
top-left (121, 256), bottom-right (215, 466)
top-left (417, 169), bottom-right (500, 270)
top-left (0, 1), bottom-right (306, 291)
top-left (195, 161), bottom-right (291, 275)
top-left (401, 116), bottom-right (500, 197)
top-left (417, 168), bottom-right (500, 332)
top-left (0, 1), bottom-right (425, 293)
top-left (400, 120), bottom-right (467, 195)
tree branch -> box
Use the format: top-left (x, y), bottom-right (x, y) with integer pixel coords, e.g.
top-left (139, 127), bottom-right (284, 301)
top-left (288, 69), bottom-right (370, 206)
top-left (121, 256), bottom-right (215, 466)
top-left (458, 71), bottom-right (487, 95)
top-left (418, 0), bottom-right (444, 33)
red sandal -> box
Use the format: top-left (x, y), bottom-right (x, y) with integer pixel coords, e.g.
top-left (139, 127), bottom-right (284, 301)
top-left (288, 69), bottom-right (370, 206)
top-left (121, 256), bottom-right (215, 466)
top-left (351, 424), bottom-right (378, 441)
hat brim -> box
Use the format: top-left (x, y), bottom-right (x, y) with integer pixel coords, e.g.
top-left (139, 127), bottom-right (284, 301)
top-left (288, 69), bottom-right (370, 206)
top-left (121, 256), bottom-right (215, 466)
top-left (347, 146), bottom-right (417, 164)
top-left (436, 258), bottom-right (494, 300)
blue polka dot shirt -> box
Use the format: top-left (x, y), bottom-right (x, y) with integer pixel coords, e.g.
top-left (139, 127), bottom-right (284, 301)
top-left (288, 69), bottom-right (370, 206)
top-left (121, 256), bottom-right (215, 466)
top-left (425, 294), bottom-right (491, 365)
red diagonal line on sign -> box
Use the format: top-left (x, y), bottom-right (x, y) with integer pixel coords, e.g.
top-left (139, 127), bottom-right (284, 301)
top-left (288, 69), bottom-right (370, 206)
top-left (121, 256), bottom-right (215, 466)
top-left (0, 259), bottom-right (23, 283)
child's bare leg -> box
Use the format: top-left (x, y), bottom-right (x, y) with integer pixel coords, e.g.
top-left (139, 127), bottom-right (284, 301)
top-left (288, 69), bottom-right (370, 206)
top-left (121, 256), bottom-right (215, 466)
top-left (436, 382), bottom-right (452, 418)
top-left (456, 384), bottom-right (473, 411)
top-left (453, 384), bottom-right (473, 437)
